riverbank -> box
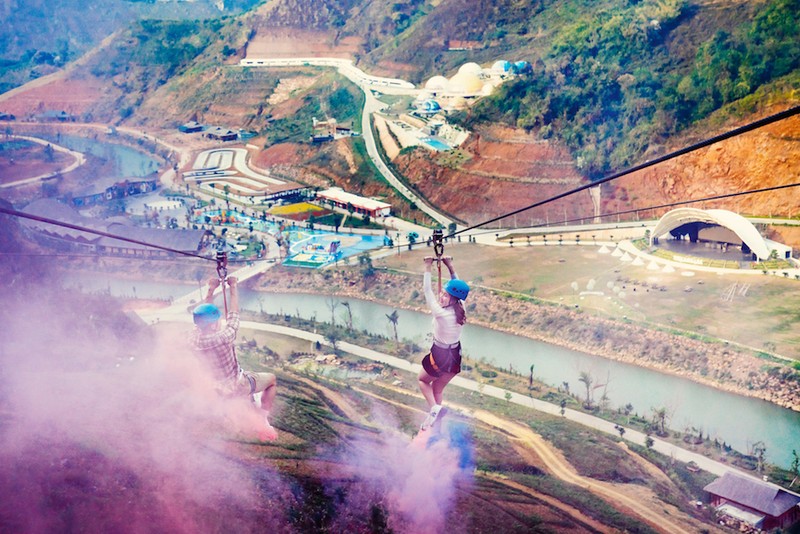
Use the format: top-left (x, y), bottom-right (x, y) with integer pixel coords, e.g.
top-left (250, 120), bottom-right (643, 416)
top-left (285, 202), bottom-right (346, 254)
top-left (55, 254), bottom-right (800, 412)
top-left (248, 265), bottom-right (800, 412)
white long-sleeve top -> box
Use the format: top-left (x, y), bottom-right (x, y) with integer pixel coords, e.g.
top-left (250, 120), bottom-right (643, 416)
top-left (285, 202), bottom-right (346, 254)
top-left (424, 271), bottom-right (463, 345)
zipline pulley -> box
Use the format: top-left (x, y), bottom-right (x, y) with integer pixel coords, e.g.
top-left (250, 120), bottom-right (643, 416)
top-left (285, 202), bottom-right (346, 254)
top-left (432, 228), bottom-right (445, 295)
top-left (215, 249), bottom-right (228, 281)
top-left (432, 228), bottom-right (444, 259)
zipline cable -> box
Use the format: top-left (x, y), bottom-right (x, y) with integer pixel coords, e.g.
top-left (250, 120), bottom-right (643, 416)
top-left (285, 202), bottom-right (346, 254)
top-left (465, 181), bottom-right (800, 240)
top-left (0, 205), bottom-right (214, 262)
top-left (448, 104), bottom-right (800, 239)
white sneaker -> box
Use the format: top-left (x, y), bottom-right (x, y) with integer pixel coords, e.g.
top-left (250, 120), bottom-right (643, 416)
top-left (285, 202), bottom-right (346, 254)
top-left (420, 405), bottom-right (442, 431)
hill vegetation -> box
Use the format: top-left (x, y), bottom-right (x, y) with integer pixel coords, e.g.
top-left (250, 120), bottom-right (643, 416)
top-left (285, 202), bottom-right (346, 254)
top-left (0, 0), bottom-right (262, 95)
top-left (452, 0), bottom-right (800, 180)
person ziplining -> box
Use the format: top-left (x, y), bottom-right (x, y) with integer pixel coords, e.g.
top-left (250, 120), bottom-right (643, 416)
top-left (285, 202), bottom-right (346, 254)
top-left (189, 251), bottom-right (279, 441)
top-left (417, 229), bottom-right (470, 432)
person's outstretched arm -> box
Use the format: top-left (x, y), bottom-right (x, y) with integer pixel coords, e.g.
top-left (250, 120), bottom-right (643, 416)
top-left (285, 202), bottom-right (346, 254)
top-left (442, 256), bottom-right (458, 280)
top-left (204, 277), bottom-right (220, 303)
top-left (423, 256), bottom-right (440, 312)
top-left (227, 276), bottom-right (240, 313)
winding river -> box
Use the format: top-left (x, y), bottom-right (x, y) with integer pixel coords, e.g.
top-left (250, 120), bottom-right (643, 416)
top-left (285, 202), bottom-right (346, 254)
top-left (66, 275), bottom-right (800, 469)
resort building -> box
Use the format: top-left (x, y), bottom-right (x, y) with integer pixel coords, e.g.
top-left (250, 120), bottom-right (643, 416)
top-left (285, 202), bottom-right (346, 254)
top-left (20, 199), bottom-right (212, 258)
top-left (315, 187), bottom-right (391, 218)
top-left (71, 177), bottom-right (159, 208)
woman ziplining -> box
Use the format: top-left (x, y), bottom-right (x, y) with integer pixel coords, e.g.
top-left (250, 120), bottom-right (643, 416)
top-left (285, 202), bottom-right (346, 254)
top-left (417, 229), bottom-right (470, 432)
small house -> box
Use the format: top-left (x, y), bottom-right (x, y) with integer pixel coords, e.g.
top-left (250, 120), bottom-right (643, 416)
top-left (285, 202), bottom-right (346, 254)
top-left (704, 472), bottom-right (800, 531)
top-left (178, 121), bottom-right (203, 133)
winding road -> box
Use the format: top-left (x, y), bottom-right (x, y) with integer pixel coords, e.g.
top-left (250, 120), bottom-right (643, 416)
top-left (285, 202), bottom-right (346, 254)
top-left (239, 57), bottom-right (455, 228)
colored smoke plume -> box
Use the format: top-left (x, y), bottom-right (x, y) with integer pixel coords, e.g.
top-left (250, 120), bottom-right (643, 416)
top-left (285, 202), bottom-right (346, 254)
top-left (0, 287), bottom-right (291, 532)
top-left (330, 405), bottom-right (475, 534)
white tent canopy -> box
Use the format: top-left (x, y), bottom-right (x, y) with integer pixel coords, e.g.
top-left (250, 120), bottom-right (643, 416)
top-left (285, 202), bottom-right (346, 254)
top-left (651, 208), bottom-right (771, 260)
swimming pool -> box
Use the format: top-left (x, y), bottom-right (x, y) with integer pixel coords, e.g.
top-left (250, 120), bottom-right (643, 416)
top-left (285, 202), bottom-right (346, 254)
top-left (421, 137), bottom-right (452, 151)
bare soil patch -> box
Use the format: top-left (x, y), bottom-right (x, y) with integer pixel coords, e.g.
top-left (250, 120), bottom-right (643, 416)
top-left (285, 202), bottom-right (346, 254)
top-left (0, 141), bottom-right (74, 184)
top-left (612, 111), bottom-right (800, 222)
top-left (0, 78), bottom-right (111, 118)
top-left (246, 28), bottom-right (363, 59)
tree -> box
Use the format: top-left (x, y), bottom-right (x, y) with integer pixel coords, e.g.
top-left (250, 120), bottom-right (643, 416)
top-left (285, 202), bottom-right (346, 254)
top-left (386, 309), bottom-right (399, 345)
top-left (325, 328), bottom-right (341, 353)
top-left (504, 391), bottom-right (512, 403)
top-left (326, 297), bottom-right (339, 326)
top-left (359, 252), bottom-right (376, 290)
top-left (223, 184), bottom-right (231, 208)
top-left (652, 407), bottom-right (669, 436)
top-left (341, 301), bottom-right (353, 331)
top-left (528, 364), bottom-right (535, 389)
top-left (751, 441), bottom-right (767, 473)
top-left (623, 403), bottom-right (634, 424)
top-left (790, 449), bottom-right (799, 487)
top-left (579, 371), bottom-right (593, 408)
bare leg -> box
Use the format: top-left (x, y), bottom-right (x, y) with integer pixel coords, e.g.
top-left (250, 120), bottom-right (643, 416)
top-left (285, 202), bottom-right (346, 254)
top-left (417, 368), bottom-right (438, 409)
top-left (255, 373), bottom-right (278, 441)
top-left (432, 372), bottom-right (456, 405)
top-left (260, 373), bottom-right (277, 415)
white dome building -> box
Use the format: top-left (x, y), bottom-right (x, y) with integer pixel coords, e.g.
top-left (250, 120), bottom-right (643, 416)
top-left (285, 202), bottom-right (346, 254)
top-left (447, 71), bottom-right (483, 96)
top-left (458, 62), bottom-right (483, 76)
top-left (491, 60), bottom-right (512, 74)
top-left (424, 75), bottom-right (449, 91)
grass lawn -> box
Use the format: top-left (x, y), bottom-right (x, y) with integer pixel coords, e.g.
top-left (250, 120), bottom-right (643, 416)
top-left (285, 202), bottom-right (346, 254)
top-left (377, 242), bottom-right (800, 361)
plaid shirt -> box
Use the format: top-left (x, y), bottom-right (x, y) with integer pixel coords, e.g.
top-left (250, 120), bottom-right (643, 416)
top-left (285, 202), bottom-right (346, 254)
top-left (190, 311), bottom-right (241, 389)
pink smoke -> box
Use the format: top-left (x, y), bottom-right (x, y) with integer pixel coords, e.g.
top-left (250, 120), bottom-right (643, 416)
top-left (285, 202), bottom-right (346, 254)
top-left (0, 286), bottom-right (292, 532)
top-left (331, 405), bottom-right (473, 534)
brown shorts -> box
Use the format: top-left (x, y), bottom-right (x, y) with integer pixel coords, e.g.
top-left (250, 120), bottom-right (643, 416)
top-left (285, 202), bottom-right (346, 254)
top-left (422, 343), bottom-right (462, 377)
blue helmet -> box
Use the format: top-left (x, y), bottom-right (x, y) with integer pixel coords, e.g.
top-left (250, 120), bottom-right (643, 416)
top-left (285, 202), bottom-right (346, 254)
top-left (193, 303), bottom-right (221, 325)
top-left (445, 279), bottom-right (470, 300)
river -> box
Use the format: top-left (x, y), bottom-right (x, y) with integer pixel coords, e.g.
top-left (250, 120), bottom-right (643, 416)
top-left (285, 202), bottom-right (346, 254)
top-left (36, 132), bottom-right (161, 178)
top-left (65, 274), bottom-right (800, 469)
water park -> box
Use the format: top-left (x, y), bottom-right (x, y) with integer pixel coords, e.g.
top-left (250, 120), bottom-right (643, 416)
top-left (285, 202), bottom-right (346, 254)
top-left (195, 209), bottom-right (386, 268)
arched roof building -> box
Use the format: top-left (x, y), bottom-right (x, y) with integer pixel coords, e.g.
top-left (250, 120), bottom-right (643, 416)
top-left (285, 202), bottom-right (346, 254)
top-left (651, 208), bottom-right (784, 260)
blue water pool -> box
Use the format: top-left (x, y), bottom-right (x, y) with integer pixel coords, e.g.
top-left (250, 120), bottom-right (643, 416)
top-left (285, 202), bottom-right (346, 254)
top-left (197, 210), bottom-right (385, 268)
top-left (421, 137), bottom-right (452, 151)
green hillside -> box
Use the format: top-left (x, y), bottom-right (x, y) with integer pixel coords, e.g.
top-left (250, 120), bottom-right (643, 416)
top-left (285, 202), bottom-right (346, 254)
top-left (224, 0), bottom-right (800, 179)
top-left (4, 0), bottom-right (798, 182)
top-left (0, 0), bottom-right (262, 94)
top-left (451, 0), bottom-right (800, 179)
